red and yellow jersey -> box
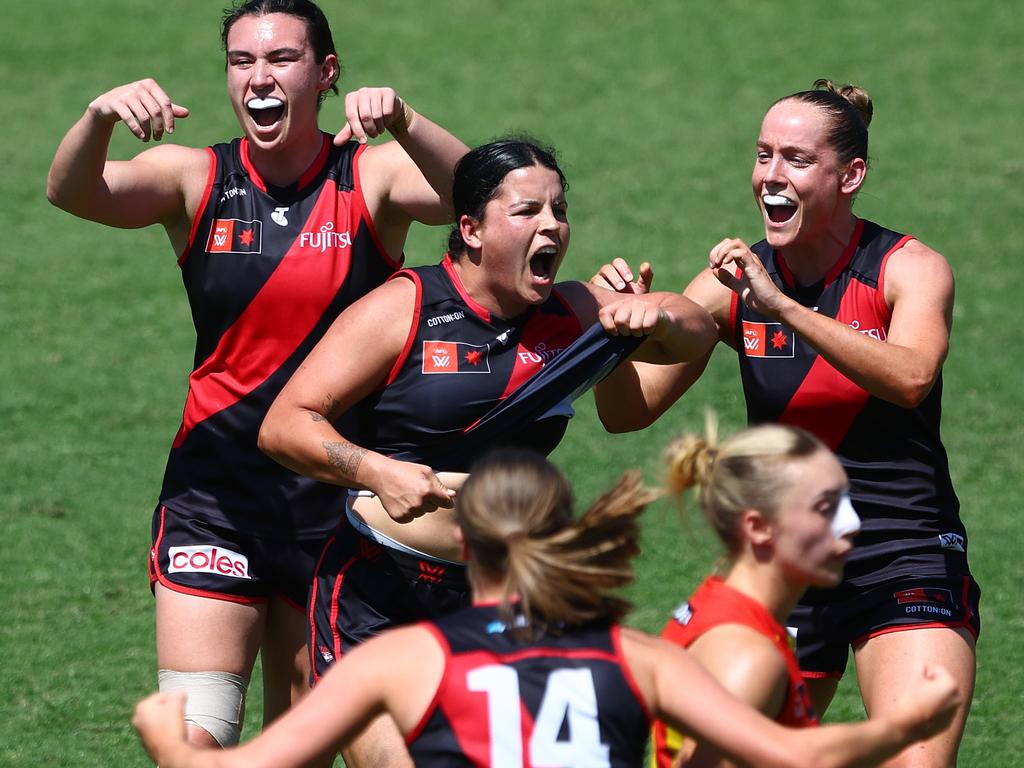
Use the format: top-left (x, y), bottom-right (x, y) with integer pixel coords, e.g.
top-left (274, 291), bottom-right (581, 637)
top-left (651, 577), bottom-right (817, 767)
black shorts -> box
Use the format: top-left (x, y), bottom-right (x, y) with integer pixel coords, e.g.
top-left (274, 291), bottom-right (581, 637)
top-left (788, 573), bottom-right (981, 677)
top-left (149, 504), bottom-right (329, 610)
top-left (308, 517), bottom-right (470, 682)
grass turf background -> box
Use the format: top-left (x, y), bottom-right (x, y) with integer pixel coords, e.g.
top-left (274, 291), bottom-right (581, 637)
top-left (2, 1), bottom-right (1021, 764)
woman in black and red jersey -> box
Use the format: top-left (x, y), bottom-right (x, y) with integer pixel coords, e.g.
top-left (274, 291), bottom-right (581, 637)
top-left (594, 79), bottom-right (979, 767)
top-left (652, 421), bottom-right (861, 768)
top-left (132, 448), bottom-right (962, 768)
top-left (258, 136), bottom-right (717, 767)
top-left (46, 0), bottom-right (468, 749)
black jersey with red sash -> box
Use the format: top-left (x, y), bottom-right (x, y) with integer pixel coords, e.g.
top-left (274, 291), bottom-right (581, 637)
top-left (732, 219), bottom-right (967, 586)
top-left (344, 255), bottom-right (585, 472)
top-left (160, 134), bottom-right (401, 535)
top-left (408, 604), bottom-right (650, 767)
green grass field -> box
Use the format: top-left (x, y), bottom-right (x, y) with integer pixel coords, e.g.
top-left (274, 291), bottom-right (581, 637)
top-left (3, 1), bottom-right (1022, 765)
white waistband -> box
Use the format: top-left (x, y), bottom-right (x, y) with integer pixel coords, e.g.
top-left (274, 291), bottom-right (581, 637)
top-left (344, 491), bottom-right (461, 565)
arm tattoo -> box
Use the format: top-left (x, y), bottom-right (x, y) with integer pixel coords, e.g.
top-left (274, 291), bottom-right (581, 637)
top-left (323, 440), bottom-right (367, 479)
top-left (321, 394), bottom-right (344, 421)
top-left (309, 411), bottom-right (325, 422)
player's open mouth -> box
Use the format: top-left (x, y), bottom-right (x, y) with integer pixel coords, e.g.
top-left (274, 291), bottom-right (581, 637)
top-left (763, 193), bottom-right (797, 224)
top-left (247, 97), bottom-right (285, 127)
top-left (530, 246), bottom-right (558, 281)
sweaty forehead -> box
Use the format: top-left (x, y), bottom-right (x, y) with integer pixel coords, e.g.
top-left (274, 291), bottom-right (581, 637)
top-left (227, 13), bottom-right (310, 50)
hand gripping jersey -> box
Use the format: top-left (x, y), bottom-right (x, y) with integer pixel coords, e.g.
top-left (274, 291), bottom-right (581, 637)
top-left (408, 604), bottom-right (651, 767)
top-left (731, 219), bottom-right (968, 586)
top-left (161, 135), bottom-right (401, 535)
top-left (651, 577), bottom-right (816, 768)
top-left (345, 255), bottom-right (587, 471)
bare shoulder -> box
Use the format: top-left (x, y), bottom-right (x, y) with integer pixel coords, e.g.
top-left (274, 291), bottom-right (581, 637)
top-left (684, 268), bottom-right (733, 315)
top-left (884, 237), bottom-right (955, 302)
top-left (687, 624), bottom-right (788, 713)
top-left (130, 143), bottom-right (211, 212)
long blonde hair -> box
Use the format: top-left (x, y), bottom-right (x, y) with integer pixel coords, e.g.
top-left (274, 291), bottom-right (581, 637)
top-left (457, 449), bottom-right (656, 635)
top-left (664, 419), bottom-right (826, 556)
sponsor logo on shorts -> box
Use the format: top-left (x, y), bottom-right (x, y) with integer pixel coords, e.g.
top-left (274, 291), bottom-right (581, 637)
top-left (938, 532), bottom-right (965, 552)
top-left (741, 321), bottom-right (795, 358)
top-left (168, 545), bottom-right (251, 579)
top-left (422, 341), bottom-right (491, 374)
top-left (318, 645), bottom-right (335, 664)
top-left (418, 561), bottom-right (447, 583)
top-left (672, 601), bottom-right (693, 626)
top-left (206, 218), bottom-right (262, 254)
top-left (894, 587), bottom-right (955, 618)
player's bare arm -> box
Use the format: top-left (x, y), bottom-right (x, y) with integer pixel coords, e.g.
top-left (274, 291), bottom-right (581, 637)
top-left (47, 79), bottom-right (205, 249)
top-left (713, 237), bottom-right (952, 407)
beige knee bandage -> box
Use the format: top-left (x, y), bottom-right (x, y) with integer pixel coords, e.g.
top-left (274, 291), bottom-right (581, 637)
top-left (157, 669), bottom-right (248, 747)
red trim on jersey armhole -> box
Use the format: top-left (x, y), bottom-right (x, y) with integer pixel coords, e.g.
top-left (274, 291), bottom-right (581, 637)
top-left (297, 133), bottom-right (331, 190)
top-left (404, 622), bottom-right (451, 744)
top-left (727, 273), bottom-right (740, 340)
top-left (611, 625), bottom-right (653, 723)
top-left (383, 271), bottom-right (422, 386)
top-left (823, 218), bottom-right (865, 288)
top-left (178, 147), bottom-right (218, 267)
top-left (875, 234), bottom-right (915, 322)
top-left (238, 138), bottom-right (267, 193)
top-left (442, 254), bottom-right (492, 322)
top-left (352, 142), bottom-right (405, 270)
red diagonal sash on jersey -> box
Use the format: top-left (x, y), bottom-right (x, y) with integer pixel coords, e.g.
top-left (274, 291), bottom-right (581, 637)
top-left (173, 184), bottom-right (353, 447)
top-left (777, 277), bottom-right (886, 450)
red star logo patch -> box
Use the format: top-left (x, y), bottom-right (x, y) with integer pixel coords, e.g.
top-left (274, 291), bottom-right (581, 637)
top-left (464, 349), bottom-right (482, 366)
top-left (238, 229), bottom-right (255, 246)
top-left (771, 330), bottom-right (788, 350)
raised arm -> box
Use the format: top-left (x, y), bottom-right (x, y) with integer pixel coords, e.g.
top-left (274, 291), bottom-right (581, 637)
top-left (46, 79), bottom-right (205, 248)
top-left (711, 237), bottom-right (952, 408)
top-left (336, 87), bottom-right (468, 231)
top-left (257, 277), bottom-right (454, 521)
top-left (623, 630), bottom-right (960, 768)
top-left (590, 268), bottom-right (733, 432)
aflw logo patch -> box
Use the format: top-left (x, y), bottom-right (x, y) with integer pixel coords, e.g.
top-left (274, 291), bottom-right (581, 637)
top-left (422, 341), bottom-right (490, 374)
top-left (742, 321), bottom-right (794, 358)
top-left (206, 218), bottom-right (262, 254)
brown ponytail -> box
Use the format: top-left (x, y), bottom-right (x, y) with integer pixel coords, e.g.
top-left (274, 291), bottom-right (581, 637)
top-left (457, 449), bottom-right (656, 636)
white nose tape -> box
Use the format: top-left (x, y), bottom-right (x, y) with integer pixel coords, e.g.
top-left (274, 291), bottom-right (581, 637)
top-left (831, 493), bottom-right (861, 538)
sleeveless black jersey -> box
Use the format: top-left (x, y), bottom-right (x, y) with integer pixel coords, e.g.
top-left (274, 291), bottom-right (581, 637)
top-left (160, 134), bottom-right (401, 535)
top-left (408, 605), bottom-right (651, 767)
top-left (345, 256), bottom-right (585, 472)
top-left (732, 219), bottom-right (967, 586)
